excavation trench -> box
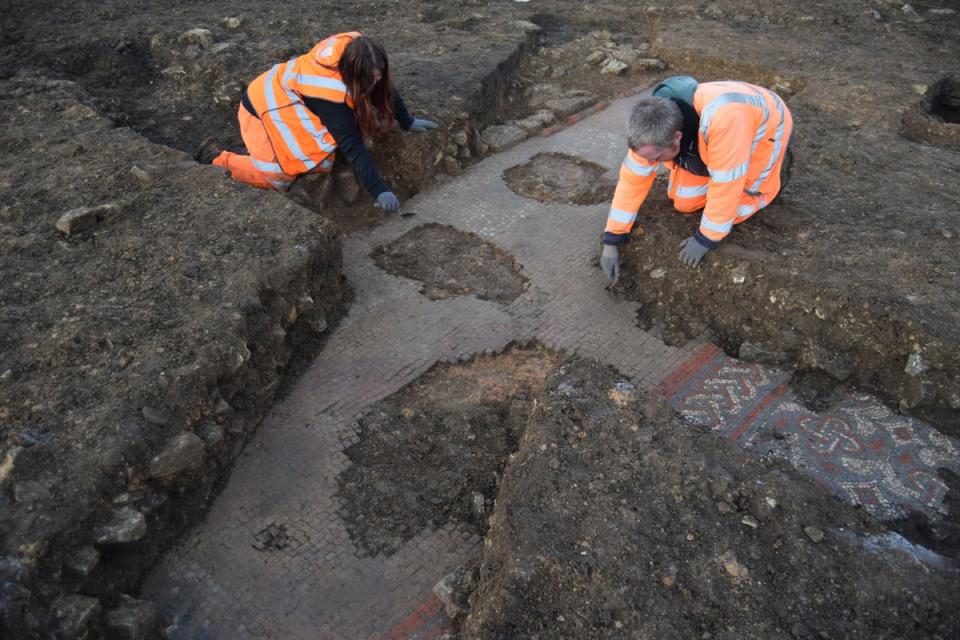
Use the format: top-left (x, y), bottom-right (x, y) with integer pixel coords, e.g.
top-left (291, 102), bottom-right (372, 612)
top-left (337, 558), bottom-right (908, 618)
top-left (3, 17), bottom-right (661, 637)
top-left (0, 22), bottom-right (555, 639)
top-left (3, 5), bottom-right (960, 639)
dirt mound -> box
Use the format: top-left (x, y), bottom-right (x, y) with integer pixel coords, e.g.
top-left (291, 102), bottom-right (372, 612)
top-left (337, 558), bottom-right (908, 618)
top-left (372, 223), bottom-right (529, 303)
top-left (461, 358), bottom-right (960, 639)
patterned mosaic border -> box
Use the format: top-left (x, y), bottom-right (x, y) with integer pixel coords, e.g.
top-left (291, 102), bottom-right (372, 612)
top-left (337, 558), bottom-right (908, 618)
top-left (658, 345), bottom-right (960, 521)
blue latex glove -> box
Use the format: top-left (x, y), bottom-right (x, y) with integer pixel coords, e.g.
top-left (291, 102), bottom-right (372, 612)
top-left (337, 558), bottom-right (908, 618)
top-left (376, 191), bottom-right (400, 213)
top-left (408, 118), bottom-right (437, 133)
top-left (679, 236), bottom-right (711, 267)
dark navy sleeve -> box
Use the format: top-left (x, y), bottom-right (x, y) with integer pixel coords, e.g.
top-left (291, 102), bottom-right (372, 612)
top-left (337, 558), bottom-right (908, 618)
top-left (393, 90), bottom-right (415, 130)
top-left (603, 231), bottom-right (630, 246)
top-left (692, 229), bottom-right (720, 249)
top-left (303, 96), bottom-right (389, 198)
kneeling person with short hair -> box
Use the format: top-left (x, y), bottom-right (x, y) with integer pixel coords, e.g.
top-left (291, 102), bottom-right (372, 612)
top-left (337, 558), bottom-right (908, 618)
top-left (600, 76), bottom-right (793, 279)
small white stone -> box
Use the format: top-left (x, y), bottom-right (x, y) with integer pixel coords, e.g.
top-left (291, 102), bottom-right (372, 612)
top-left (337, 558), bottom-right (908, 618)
top-left (601, 58), bottom-right (628, 75)
top-left (904, 351), bottom-right (929, 377)
top-left (586, 50), bottom-right (606, 65)
top-left (178, 28), bottom-right (214, 49)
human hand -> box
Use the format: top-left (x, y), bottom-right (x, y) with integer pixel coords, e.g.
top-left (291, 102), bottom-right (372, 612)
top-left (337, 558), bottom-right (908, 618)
top-left (408, 118), bottom-right (437, 133)
top-left (600, 244), bottom-right (620, 282)
top-left (376, 191), bottom-right (401, 213)
top-left (678, 236), bottom-right (710, 267)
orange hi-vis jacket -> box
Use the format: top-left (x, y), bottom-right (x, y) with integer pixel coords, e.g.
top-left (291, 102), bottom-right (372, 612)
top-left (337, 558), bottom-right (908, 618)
top-left (604, 80), bottom-right (793, 246)
top-left (245, 32), bottom-right (360, 176)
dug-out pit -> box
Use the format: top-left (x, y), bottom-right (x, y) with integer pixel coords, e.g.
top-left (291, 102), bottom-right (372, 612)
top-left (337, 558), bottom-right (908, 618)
top-left (371, 223), bottom-right (528, 303)
top-left (335, 345), bottom-right (560, 556)
top-left (503, 151), bottom-right (615, 205)
top-left (900, 74), bottom-right (960, 151)
top-left (931, 75), bottom-right (960, 124)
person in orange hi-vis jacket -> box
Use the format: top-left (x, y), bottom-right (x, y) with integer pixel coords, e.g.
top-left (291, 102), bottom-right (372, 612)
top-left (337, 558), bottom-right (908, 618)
top-left (600, 76), bottom-right (793, 280)
top-left (194, 32), bottom-right (436, 213)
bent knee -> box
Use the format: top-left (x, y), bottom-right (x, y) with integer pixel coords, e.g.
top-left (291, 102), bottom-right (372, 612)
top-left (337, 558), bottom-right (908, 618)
top-left (672, 198), bottom-right (704, 214)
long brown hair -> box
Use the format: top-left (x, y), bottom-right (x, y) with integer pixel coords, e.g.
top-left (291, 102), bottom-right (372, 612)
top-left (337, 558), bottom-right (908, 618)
top-left (338, 36), bottom-right (395, 138)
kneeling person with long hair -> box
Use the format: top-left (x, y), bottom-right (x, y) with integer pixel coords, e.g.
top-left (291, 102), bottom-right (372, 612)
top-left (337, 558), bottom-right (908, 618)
top-left (196, 32), bottom-right (436, 213)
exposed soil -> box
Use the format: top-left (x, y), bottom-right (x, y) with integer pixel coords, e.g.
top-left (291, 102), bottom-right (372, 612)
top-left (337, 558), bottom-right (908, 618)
top-left (2, 0), bottom-right (960, 638)
top-left (0, 2), bottom-right (557, 635)
top-left (371, 223), bottom-right (529, 303)
top-left (337, 345), bottom-right (559, 556)
top-left (503, 152), bottom-right (616, 205)
top-left (611, 3), bottom-right (960, 432)
top-left (460, 358), bottom-right (960, 639)
top-left (0, 73), bottom-right (347, 637)
top-left (901, 74), bottom-right (960, 151)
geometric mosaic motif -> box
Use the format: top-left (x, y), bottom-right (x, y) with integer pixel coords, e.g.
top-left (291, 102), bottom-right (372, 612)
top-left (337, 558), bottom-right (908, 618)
top-left (658, 345), bottom-right (960, 521)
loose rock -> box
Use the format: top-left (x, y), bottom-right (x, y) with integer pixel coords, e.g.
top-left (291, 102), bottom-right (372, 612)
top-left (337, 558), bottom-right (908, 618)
top-left (129, 165), bottom-right (151, 185)
top-left (901, 4), bottom-right (921, 19)
top-left (544, 94), bottom-right (597, 118)
top-left (93, 507), bottom-right (147, 545)
top-left (178, 28), bottom-right (214, 49)
top-left (512, 20), bottom-right (542, 33)
top-left (804, 526), bottom-right (825, 543)
top-left (64, 546), bottom-right (100, 578)
top-left (141, 405), bottom-right (173, 426)
top-left (433, 566), bottom-right (477, 618)
top-left (53, 594), bottom-right (100, 639)
top-left (513, 110), bottom-right (557, 134)
top-left (149, 432), bottom-right (205, 479)
top-left (0, 446), bottom-right (21, 485)
top-left (600, 59), bottom-right (628, 75)
top-left (526, 83), bottom-right (565, 108)
top-left (197, 422), bottom-right (225, 448)
top-left (55, 204), bottom-right (117, 235)
top-left (904, 351), bottom-right (929, 376)
top-left (585, 50), bottom-right (606, 65)
top-left (480, 125), bottom-right (527, 152)
top-left (720, 551), bottom-right (749, 578)
top-left (635, 58), bottom-right (666, 70)
top-left (444, 155), bottom-right (463, 176)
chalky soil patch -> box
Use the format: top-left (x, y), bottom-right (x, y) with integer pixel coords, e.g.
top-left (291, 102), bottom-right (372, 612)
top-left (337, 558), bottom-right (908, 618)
top-left (371, 223), bottom-right (528, 303)
top-left (337, 345), bottom-right (560, 557)
top-left (502, 151), bottom-right (615, 205)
